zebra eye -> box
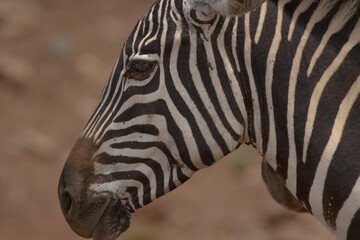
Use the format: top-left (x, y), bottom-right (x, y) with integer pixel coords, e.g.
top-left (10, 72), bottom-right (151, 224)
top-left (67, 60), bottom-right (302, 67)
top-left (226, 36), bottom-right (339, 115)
top-left (125, 60), bottom-right (157, 81)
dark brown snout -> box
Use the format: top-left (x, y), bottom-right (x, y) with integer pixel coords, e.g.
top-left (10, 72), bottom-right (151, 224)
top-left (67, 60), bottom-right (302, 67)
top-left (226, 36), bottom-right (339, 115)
top-left (59, 164), bottom-right (111, 238)
top-left (58, 138), bottom-right (109, 238)
top-left (58, 165), bottom-right (81, 221)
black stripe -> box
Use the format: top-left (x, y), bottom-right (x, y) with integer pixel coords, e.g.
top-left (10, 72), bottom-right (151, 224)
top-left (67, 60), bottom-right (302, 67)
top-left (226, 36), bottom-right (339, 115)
top-left (87, 57), bottom-right (124, 136)
top-left (101, 124), bottom-right (159, 143)
top-left (236, 17), bottom-right (256, 145)
top-left (224, 19), bottom-right (246, 128)
top-left (97, 157), bottom-right (164, 198)
top-left (166, 14), bottom-right (216, 166)
top-left (114, 100), bottom-right (199, 171)
top-left (210, 17), bottom-right (242, 141)
top-left (323, 91), bottom-right (360, 229)
top-left (347, 207), bottom-right (360, 240)
top-left (110, 141), bottom-right (179, 168)
top-left (194, 28), bottom-right (231, 155)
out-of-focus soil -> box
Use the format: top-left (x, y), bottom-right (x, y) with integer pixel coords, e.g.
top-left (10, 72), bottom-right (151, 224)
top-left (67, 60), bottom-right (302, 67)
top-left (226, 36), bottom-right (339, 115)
top-left (0, 1), bottom-right (336, 240)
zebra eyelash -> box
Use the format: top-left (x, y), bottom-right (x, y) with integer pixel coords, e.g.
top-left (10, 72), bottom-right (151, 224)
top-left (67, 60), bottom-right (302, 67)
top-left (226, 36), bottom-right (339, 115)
top-left (125, 59), bottom-right (158, 81)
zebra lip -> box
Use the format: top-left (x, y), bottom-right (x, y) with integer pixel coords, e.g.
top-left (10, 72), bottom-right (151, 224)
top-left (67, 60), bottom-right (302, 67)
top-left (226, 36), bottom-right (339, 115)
top-left (63, 192), bottom-right (112, 239)
top-left (91, 199), bottom-right (131, 240)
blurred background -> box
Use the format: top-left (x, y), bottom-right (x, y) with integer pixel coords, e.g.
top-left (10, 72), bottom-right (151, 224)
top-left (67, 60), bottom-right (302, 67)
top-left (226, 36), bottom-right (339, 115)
top-left (0, 0), bottom-right (335, 239)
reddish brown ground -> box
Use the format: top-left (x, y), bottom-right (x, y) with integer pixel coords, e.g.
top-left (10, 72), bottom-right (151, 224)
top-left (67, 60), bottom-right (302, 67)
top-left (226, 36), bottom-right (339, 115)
top-left (0, 1), bottom-right (336, 239)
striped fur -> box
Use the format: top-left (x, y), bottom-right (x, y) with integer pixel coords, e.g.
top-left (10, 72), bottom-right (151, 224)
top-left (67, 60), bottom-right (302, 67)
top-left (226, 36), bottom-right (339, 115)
top-left (62, 0), bottom-right (360, 239)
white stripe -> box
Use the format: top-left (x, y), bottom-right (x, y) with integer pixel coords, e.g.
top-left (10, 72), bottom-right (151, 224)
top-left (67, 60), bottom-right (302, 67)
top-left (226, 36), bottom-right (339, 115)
top-left (90, 56), bottom-right (127, 140)
top-left (264, 1), bottom-right (289, 169)
top-left (90, 180), bottom-right (142, 208)
top-left (307, 0), bottom-right (359, 77)
top-left (102, 114), bottom-right (183, 168)
top-left (232, 18), bottom-right (241, 73)
top-left (144, 0), bottom-right (164, 46)
top-left (230, 17), bottom-right (249, 143)
top-left (94, 145), bottom-right (170, 202)
top-left (244, 14), bottom-right (263, 154)
top-left (288, 0), bottom-right (313, 41)
top-left (82, 60), bottom-right (118, 137)
top-left (92, 74), bottom-right (126, 142)
top-left (131, 18), bottom-right (144, 58)
top-left (214, 18), bottom-right (243, 139)
top-left (186, 15), bottom-right (228, 160)
top-left (302, 21), bottom-right (360, 164)
top-left (153, 0), bottom-right (209, 169)
top-left (254, 2), bottom-right (267, 44)
top-left (336, 176), bottom-right (360, 240)
top-left (93, 1), bottom-right (169, 142)
top-left (309, 75), bottom-right (360, 228)
top-left (140, 8), bottom-right (155, 48)
top-left (231, 18), bottom-right (250, 143)
top-left (229, 17), bottom-right (249, 143)
top-left (286, 1), bottom-right (334, 194)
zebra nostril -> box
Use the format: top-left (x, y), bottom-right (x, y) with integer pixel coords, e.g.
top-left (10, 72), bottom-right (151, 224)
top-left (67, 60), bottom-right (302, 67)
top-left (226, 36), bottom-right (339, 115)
top-left (62, 190), bottom-right (74, 216)
top-left (58, 174), bottom-right (78, 219)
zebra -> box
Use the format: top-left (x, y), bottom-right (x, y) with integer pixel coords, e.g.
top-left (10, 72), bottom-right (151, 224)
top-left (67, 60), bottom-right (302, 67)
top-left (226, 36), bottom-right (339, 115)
top-left (58, 0), bottom-right (360, 239)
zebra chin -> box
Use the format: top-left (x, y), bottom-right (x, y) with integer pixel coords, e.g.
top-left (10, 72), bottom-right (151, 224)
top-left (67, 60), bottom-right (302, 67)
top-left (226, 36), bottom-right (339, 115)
top-left (90, 198), bottom-right (131, 240)
top-left (59, 189), bottom-right (131, 240)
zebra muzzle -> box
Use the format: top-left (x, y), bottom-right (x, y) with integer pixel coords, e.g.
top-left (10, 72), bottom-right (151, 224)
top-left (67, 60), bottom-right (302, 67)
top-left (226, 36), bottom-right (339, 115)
top-left (58, 137), bottom-right (132, 239)
top-left (58, 173), bottom-right (131, 239)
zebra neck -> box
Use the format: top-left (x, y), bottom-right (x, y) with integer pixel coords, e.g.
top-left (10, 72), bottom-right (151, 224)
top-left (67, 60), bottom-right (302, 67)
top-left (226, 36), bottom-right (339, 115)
top-left (233, 0), bottom-right (360, 160)
top-left (233, 0), bottom-right (316, 156)
top-left (231, 3), bottom-right (280, 155)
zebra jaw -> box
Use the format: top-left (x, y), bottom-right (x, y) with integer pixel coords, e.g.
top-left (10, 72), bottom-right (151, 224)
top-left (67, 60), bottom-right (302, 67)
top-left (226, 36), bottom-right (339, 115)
top-left (58, 138), bottom-right (132, 240)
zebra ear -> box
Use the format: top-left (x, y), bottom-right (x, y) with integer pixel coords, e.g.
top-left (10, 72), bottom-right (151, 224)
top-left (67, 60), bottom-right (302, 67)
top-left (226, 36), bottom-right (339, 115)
top-left (187, 0), bottom-right (266, 16)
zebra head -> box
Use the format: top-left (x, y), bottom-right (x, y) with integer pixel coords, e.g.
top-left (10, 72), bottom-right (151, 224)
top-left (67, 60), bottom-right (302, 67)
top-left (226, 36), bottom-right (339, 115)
top-left (58, 0), bottom-right (264, 239)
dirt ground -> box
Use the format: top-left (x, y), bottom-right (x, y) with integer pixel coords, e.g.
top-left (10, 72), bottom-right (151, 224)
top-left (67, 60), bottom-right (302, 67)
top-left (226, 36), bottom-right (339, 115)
top-left (0, 1), bottom-right (336, 240)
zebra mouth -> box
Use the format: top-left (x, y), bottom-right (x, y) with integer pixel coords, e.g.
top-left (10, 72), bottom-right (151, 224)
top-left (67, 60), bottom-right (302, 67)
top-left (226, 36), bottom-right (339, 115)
top-left (91, 198), bottom-right (131, 240)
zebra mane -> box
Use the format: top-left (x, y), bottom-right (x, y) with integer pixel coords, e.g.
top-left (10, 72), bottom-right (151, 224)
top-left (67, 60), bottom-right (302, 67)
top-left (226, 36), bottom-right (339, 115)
top-left (319, 0), bottom-right (359, 26)
top-left (328, 0), bottom-right (360, 42)
top-left (287, 0), bottom-right (360, 41)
